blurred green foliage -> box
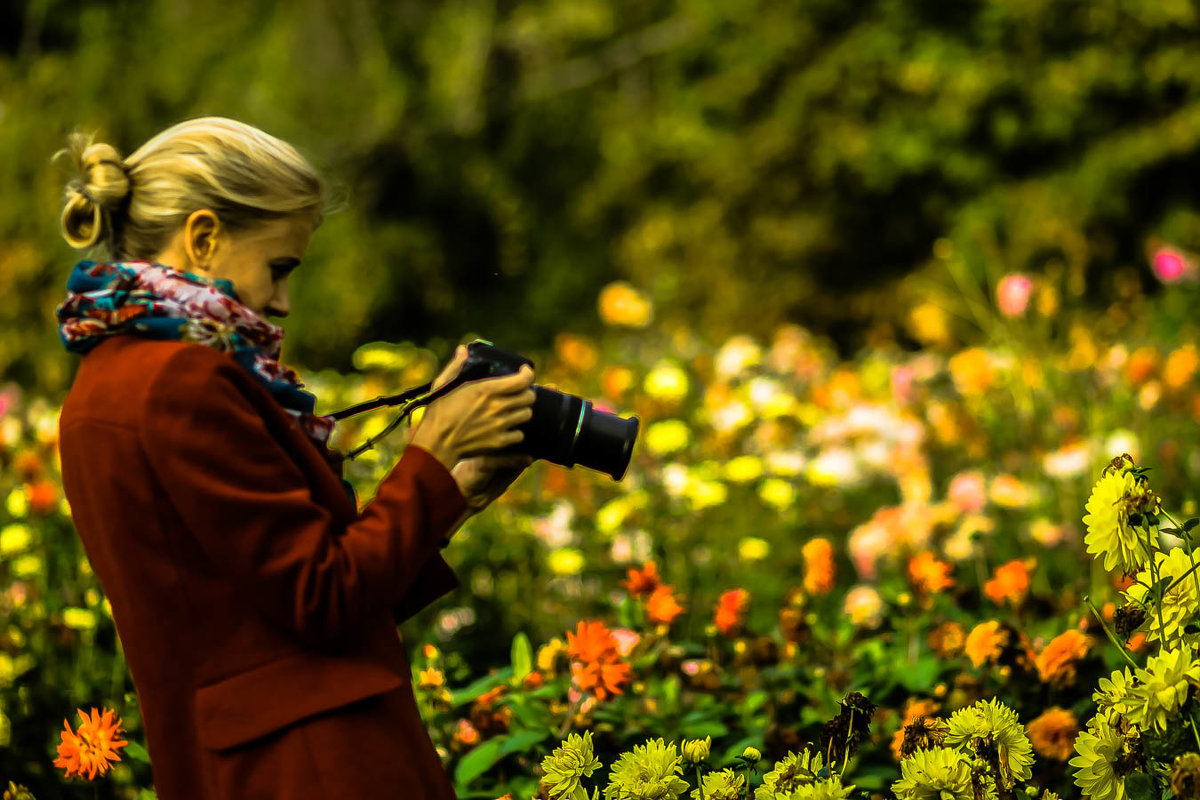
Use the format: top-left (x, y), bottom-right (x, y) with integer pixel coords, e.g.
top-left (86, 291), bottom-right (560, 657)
top-left (3, 0), bottom-right (1200, 391)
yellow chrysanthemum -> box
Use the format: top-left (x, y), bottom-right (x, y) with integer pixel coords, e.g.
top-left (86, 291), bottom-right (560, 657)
top-left (1124, 547), bottom-right (1200, 644)
top-left (542, 731), bottom-right (602, 800)
top-left (1082, 470), bottom-right (1150, 574)
top-left (792, 777), bottom-right (855, 800)
top-left (690, 769), bottom-right (744, 800)
top-left (944, 699), bottom-right (1034, 789)
top-left (891, 746), bottom-right (974, 800)
top-left (1126, 644), bottom-right (1200, 733)
top-left (755, 748), bottom-right (824, 800)
top-left (603, 739), bottom-right (689, 800)
top-left (1093, 667), bottom-right (1137, 717)
top-left (1070, 711), bottom-right (1130, 800)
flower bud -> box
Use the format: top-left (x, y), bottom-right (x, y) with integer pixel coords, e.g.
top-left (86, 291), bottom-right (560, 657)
top-left (682, 736), bottom-right (711, 764)
top-left (741, 746), bottom-right (761, 763)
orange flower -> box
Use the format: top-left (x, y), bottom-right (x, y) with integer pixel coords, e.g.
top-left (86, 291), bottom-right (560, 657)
top-left (963, 620), bottom-right (1008, 668)
top-left (14, 450), bottom-right (43, 481)
top-left (983, 558), bottom-right (1033, 606)
top-left (566, 620), bottom-right (619, 664)
top-left (802, 538), bottom-right (836, 595)
top-left (54, 707), bottom-right (129, 781)
top-left (1035, 630), bottom-right (1091, 687)
top-left (928, 621), bottom-right (966, 659)
top-left (1125, 346), bottom-right (1159, 386)
top-left (1164, 345), bottom-right (1199, 391)
top-left (714, 588), bottom-right (750, 636)
top-left (908, 551), bottom-right (955, 595)
top-left (554, 333), bottom-right (599, 374)
top-left (1026, 707), bottom-right (1080, 761)
top-left (646, 584), bottom-right (685, 625)
top-left (948, 348), bottom-right (994, 396)
top-left (623, 562), bottom-right (661, 598)
top-left (569, 659), bottom-right (631, 701)
top-left (454, 718), bottom-right (480, 747)
top-left (597, 282), bottom-right (653, 328)
top-left (27, 480), bottom-right (58, 516)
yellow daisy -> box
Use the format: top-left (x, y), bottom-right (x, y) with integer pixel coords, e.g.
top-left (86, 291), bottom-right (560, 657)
top-left (1082, 469), bottom-right (1149, 574)
top-left (1124, 547), bottom-right (1200, 645)
top-left (1126, 644), bottom-right (1200, 733)
top-left (1070, 711), bottom-right (1131, 800)
top-left (891, 747), bottom-right (973, 800)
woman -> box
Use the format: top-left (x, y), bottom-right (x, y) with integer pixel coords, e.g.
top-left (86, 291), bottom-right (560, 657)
top-left (54, 117), bottom-right (534, 799)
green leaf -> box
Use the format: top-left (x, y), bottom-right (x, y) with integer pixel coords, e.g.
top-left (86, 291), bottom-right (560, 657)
top-left (1185, 518), bottom-right (1199, 532)
top-left (898, 656), bottom-right (941, 692)
top-left (500, 729), bottom-right (550, 757)
top-left (1124, 772), bottom-right (1156, 800)
top-left (454, 737), bottom-right (508, 788)
top-left (136, 789), bottom-right (158, 800)
top-left (680, 720), bottom-right (729, 739)
top-left (450, 669), bottom-right (513, 708)
top-left (124, 740), bottom-right (151, 763)
top-left (511, 632), bottom-right (533, 685)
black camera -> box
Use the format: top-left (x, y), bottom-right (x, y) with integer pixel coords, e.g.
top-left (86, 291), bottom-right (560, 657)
top-left (448, 340), bottom-right (640, 481)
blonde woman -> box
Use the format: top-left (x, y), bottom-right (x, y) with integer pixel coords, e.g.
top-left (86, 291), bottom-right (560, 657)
top-left (54, 117), bottom-right (534, 799)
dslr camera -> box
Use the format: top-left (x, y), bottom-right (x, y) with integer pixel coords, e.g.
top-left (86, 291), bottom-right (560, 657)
top-left (444, 340), bottom-right (640, 481)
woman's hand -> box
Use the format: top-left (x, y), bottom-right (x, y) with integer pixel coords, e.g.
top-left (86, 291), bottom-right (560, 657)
top-left (451, 453), bottom-right (534, 513)
top-left (409, 345), bottom-right (536, 472)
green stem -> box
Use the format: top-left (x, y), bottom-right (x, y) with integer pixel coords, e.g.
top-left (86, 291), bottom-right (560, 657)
top-left (839, 709), bottom-right (854, 779)
top-left (1084, 596), bottom-right (1138, 669)
top-left (1159, 509), bottom-right (1200, 600)
top-left (557, 693), bottom-right (583, 739)
top-left (1145, 524), bottom-right (1170, 648)
top-left (695, 765), bottom-right (706, 800)
top-left (1191, 715), bottom-right (1200, 752)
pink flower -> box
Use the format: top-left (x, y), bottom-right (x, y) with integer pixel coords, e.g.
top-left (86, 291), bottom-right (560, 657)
top-left (996, 273), bottom-right (1033, 317)
top-left (1153, 247), bottom-right (1193, 284)
top-left (609, 628), bottom-right (640, 657)
top-left (948, 470), bottom-right (987, 513)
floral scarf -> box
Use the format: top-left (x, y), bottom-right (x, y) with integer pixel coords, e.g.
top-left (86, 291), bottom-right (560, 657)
top-left (56, 260), bottom-right (337, 451)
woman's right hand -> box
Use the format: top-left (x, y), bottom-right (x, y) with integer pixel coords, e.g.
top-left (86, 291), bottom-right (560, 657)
top-left (409, 345), bottom-right (536, 471)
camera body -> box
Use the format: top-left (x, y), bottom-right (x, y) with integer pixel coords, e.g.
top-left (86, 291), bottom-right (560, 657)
top-left (451, 340), bottom-right (639, 481)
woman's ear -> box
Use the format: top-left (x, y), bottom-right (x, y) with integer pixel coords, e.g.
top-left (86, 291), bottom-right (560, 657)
top-left (182, 209), bottom-right (222, 273)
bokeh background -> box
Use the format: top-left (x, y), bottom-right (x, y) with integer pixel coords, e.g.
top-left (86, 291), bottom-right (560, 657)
top-left (6, 1), bottom-right (1200, 798)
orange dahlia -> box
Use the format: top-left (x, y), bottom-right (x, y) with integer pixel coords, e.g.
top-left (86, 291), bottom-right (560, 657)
top-left (802, 537), bottom-right (836, 595)
top-left (622, 562), bottom-right (662, 599)
top-left (963, 620), bottom-right (1008, 668)
top-left (1026, 707), bottom-right (1080, 761)
top-left (983, 558), bottom-right (1033, 607)
top-left (714, 588), bottom-right (750, 636)
top-left (646, 584), bottom-right (685, 625)
top-left (566, 620), bottom-right (619, 664)
top-left (928, 621), bottom-right (967, 659)
top-left (565, 620), bottom-right (632, 701)
top-left (1034, 630), bottom-right (1091, 687)
top-left (569, 659), bottom-right (632, 701)
top-left (54, 707), bottom-right (129, 781)
top-left (908, 551), bottom-right (955, 595)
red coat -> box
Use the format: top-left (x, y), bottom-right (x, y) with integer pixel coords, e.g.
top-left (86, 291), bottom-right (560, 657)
top-left (57, 336), bottom-right (466, 799)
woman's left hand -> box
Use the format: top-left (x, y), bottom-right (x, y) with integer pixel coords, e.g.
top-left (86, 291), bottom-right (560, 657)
top-left (451, 453), bottom-right (534, 513)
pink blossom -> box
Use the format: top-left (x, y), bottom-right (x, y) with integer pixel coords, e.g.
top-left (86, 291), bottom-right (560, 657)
top-left (995, 273), bottom-right (1033, 317)
top-left (948, 471), bottom-right (987, 513)
top-left (610, 628), bottom-right (640, 657)
top-left (1153, 247), bottom-right (1192, 283)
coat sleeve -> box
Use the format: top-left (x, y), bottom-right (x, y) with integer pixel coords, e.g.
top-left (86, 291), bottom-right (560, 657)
top-left (139, 346), bottom-right (468, 649)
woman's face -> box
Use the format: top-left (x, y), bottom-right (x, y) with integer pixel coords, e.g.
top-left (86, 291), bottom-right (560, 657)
top-left (204, 214), bottom-right (315, 319)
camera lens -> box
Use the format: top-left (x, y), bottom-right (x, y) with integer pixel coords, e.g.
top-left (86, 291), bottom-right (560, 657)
top-left (575, 401), bottom-right (640, 481)
top-left (516, 387), bottom-right (639, 480)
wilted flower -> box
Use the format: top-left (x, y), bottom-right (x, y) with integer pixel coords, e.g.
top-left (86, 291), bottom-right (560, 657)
top-left (895, 707), bottom-right (947, 760)
top-left (603, 739), bottom-right (689, 800)
top-left (541, 731), bottom-right (602, 800)
top-left (53, 707), bottom-right (129, 781)
top-left (1026, 707), bottom-right (1081, 761)
top-left (891, 746), bottom-right (974, 800)
top-left (623, 562), bottom-right (662, 598)
top-left (1171, 753), bottom-right (1200, 800)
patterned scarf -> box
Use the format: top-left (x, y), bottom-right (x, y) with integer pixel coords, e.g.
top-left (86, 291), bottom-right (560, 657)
top-left (56, 260), bottom-right (337, 451)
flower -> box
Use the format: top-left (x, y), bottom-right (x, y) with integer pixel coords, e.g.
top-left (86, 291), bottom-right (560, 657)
top-left (928, 621), bottom-right (966, 659)
top-left (1082, 468), bottom-right (1150, 574)
top-left (741, 746), bottom-right (761, 763)
top-left (714, 589), bottom-right (750, 636)
top-left (792, 777), bottom-right (855, 800)
top-left (598, 282), bottom-right (654, 328)
top-left (1171, 753), bottom-right (1200, 800)
top-left (644, 420), bottom-right (691, 456)
top-left (989, 474), bottom-right (1031, 508)
top-left (983, 558), bottom-right (1033, 606)
top-left (691, 770), bottom-right (744, 800)
top-left (964, 620), bottom-right (1009, 667)
top-left (53, 707), bottom-right (129, 780)
top-left (568, 621), bottom-right (619, 663)
top-left (908, 551), bottom-right (955, 595)
top-left (1124, 547), bottom-right (1200, 643)
top-left (646, 585), bottom-right (685, 625)
top-left (0, 524), bottom-right (32, 557)
top-left (996, 273), bottom-right (1033, 317)
top-left (1153, 246), bottom-right (1195, 283)
top-left (891, 746), bottom-right (974, 800)
top-left (755, 749), bottom-right (824, 800)
top-left (758, 478), bottom-right (796, 511)
top-left (541, 731), bottom-right (602, 800)
top-left (1026, 707), bottom-right (1081, 761)
top-left (1070, 711), bottom-right (1131, 800)
top-left (945, 699), bottom-right (1034, 788)
top-left (948, 471), bottom-right (987, 513)
top-left (623, 563), bottom-right (662, 598)
top-left (681, 736), bottom-right (711, 764)
top-left (739, 537), bottom-right (770, 562)
top-left (567, 621), bottom-right (632, 701)
top-left (1034, 630), bottom-right (1092, 687)
top-left (843, 585), bottom-right (884, 629)
top-left (549, 548), bottom-right (586, 576)
top-left (1093, 667), bottom-right (1137, 716)
top-left (1125, 644), bottom-right (1200, 733)
top-left (643, 362), bottom-right (689, 402)
top-left (603, 738), bottom-right (689, 800)
top-left (802, 538), bottom-right (836, 595)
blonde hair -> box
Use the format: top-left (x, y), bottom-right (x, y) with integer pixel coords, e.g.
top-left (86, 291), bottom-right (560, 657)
top-left (58, 117), bottom-right (326, 259)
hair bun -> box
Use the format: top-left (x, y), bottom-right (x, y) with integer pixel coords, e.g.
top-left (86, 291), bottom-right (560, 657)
top-left (59, 134), bottom-right (131, 250)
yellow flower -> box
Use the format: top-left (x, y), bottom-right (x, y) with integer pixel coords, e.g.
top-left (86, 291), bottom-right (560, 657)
top-left (685, 479), bottom-right (727, 511)
top-left (738, 537), bottom-right (770, 562)
top-left (548, 548), bottom-right (586, 576)
top-left (1070, 711), bottom-right (1129, 800)
top-left (681, 736), bottom-right (711, 764)
top-left (0, 524), bottom-right (32, 556)
top-left (61, 608), bottom-right (97, 631)
top-left (891, 746), bottom-right (973, 800)
top-left (1124, 547), bottom-right (1200, 644)
top-left (1093, 667), bottom-right (1136, 717)
top-left (10, 554), bottom-right (42, 579)
top-left (843, 586), bottom-right (884, 629)
top-left (755, 749), bottom-right (824, 800)
top-left (724, 455), bottom-right (765, 483)
top-left (1126, 644), bottom-right (1200, 733)
top-left (1082, 469), bottom-right (1150, 574)
top-left (644, 420), bottom-right (691, 456)
top-left (758, 478), bottom-right (795, 511)
top-left (541, 730), bottom-right (602, 800)
top-left (5, 489), bottom-right (28, 518)
top-left (691, 769), bottom-right (744, 800)
top-left (596, 496), bottom-right (635, 536)
top-left (603, 738), bottom-right (689, 800)
top-left (945, 699), bottom-right (1034, 789)
top-left (644, 362), bottom-right (689, 402)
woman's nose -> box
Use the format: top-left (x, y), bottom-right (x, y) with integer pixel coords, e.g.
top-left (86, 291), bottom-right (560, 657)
top-left (266, 283), bottom-right (290, 318)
